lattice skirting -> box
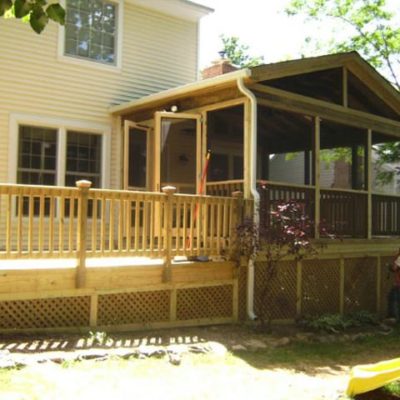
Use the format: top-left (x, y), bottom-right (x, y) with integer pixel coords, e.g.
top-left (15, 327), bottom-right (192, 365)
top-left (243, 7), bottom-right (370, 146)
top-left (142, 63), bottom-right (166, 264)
top-left (252, 255), bottom-right (395, 321)
top-left (0, 282), bottom-right (236, 332)
top-left (0, 296), bottom-right (91, 330)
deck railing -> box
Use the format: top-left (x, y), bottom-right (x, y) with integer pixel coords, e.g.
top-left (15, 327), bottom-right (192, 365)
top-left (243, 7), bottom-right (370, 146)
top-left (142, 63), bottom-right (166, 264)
top-left (320, 189), bottom-right (368, 238)
top-left (206, 180), bottom-right (244, 197)
top-left (372, 193), bottom-right (400, 236)
top-left (259, 182), bottom-right (315, 233)
top-left (0, 183), bottom-right (242, 264)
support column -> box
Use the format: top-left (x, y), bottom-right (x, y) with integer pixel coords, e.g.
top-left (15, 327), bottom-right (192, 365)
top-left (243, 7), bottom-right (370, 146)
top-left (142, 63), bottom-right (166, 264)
top-left (243, 99), bottom-right (252, 199)
top-left (367, 129), bottom-right (372, 239)
top-left (313, 117), bottom-right (321, 239)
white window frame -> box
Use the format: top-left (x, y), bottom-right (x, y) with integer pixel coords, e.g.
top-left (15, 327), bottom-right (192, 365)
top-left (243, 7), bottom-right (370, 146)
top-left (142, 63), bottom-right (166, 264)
top-left (9, 113), bottom-right (111, 189)
top-left (57, 0), bottom-right (124, 72)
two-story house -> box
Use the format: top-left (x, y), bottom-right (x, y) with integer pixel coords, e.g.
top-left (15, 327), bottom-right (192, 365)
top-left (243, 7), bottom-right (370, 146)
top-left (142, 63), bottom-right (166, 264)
top-left (1, 1), bottom-right (400, 333)
top-left (1, 0), bottom-right (211, 192)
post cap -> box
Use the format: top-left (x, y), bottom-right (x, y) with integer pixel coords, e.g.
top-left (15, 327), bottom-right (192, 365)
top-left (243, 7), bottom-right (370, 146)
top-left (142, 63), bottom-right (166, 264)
top-left (162, 185), bottom-right (177, 195)
top-left (76, 180), bottom-right (92, 189)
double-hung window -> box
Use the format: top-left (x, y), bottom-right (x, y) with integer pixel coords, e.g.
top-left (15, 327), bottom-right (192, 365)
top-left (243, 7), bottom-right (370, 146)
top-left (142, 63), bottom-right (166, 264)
top-left (64, 0), bottom-right (118, 65)
top-left (17, 126), bottom-right (58, 186)
top-left (17, 126), bottom-right (103, 188)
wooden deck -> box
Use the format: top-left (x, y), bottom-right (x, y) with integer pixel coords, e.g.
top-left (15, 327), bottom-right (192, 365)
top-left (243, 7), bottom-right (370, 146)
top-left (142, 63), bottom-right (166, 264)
top-left (0, 256), bottom-right (238, 334)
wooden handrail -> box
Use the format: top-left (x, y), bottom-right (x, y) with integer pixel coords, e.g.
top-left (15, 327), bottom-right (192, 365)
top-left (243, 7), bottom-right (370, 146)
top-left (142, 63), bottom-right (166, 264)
top-left (0, 183), bottom-right (244, 274)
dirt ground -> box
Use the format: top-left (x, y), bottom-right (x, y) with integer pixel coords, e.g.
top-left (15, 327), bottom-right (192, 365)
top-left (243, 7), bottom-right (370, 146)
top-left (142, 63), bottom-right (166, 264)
top-left (0, 324), bottom-right (398, 400)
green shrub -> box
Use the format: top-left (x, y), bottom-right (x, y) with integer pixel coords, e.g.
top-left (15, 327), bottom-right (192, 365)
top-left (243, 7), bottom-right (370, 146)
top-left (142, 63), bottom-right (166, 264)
top-left (300, 311), bottom-right (378, 333)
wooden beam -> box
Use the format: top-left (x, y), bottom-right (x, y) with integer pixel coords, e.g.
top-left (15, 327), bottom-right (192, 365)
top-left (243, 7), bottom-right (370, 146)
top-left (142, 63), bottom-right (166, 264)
top-left (251, 53), bottom-right (351, 82)
top-left (342, 67), bottom-right (348, 108)
top-left (346, 58), bottom-right (400, 115)
top-left (252, 83), bottom-right (400, 137)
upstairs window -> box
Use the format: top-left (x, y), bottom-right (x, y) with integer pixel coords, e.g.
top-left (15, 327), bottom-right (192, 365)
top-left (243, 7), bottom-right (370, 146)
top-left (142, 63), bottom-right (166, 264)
top-left (65, 0), bottom-right (117, 65)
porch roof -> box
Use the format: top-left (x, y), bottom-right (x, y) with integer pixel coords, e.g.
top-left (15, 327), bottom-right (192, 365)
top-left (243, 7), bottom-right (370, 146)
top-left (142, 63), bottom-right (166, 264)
top-left (109, 52), bottom-right (400, 121)
top-left (109, 68), bottom-right (252, 117)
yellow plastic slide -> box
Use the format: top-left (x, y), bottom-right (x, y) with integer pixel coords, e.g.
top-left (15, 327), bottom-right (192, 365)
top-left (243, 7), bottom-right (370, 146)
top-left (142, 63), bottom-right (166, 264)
top-left (346, 357), bottom-right (400, 396)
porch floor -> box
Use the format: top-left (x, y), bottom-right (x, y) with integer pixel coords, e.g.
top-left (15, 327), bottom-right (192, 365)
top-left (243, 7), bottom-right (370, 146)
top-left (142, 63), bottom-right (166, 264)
top-left (0, 256), bottom-right (209, 270)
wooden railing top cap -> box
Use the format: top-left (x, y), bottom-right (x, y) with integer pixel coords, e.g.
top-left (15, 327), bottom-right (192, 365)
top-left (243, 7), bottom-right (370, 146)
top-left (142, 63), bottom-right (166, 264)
top-left (76, 180), bottom-right (92, 189)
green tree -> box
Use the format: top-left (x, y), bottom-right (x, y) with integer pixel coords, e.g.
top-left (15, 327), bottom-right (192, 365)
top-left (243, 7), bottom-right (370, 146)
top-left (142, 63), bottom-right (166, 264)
top-left (220, 35), bottom-right (264, 68)
top-left (285, 0), bottom-right (400, 89)
top-left (286, 0), bottom-right (400, 181)
top-left (0, 0), bottom-right (65, 33)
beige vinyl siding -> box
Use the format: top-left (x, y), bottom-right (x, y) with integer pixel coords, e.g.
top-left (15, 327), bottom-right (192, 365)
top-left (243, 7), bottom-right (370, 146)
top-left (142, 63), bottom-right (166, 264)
top-left (0, 3), bottom-right (198, 188)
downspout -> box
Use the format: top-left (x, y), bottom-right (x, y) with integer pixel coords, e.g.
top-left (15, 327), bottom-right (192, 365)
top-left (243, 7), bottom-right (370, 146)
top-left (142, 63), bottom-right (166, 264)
top-left (237, 76), bottom-right (259, 321)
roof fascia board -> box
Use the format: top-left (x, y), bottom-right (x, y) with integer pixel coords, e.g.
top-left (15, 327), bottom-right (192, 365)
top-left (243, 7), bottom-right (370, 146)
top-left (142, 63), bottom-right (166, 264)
top-left (110, 69), bottom-right (251, 116)
top-left (128, 0), bottom-right (213, 21)
top-left (251, 53), bottom-right (353, 82)
top-left (344, 57), bottom-right (400, 115)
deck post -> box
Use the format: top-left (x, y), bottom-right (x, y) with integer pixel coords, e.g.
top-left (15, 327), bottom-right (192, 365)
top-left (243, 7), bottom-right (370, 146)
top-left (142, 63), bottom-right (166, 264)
top-left (76, 180), bottom-right (92, 288)
top-left (162, 186), bottom-right (176, 282)
top-left (367, 129), bottom-right (372, 239)
top-left (313, 117), bottom-right (321, 239)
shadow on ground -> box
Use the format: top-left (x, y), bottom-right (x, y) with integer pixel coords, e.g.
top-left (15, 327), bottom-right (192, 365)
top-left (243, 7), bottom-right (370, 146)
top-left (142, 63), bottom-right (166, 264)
top-left (0, 324), bottom-right (399, 376)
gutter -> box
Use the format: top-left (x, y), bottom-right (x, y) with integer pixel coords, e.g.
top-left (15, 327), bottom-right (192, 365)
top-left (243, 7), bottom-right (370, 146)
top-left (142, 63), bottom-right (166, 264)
top-left (237, 77), bottom-right (259, 321)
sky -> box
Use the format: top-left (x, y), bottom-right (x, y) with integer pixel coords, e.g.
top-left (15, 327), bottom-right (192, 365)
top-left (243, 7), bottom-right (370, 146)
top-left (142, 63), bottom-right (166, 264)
top-left (196, 0), bottom-right (330, 68)
top-left (195, 0), bottom-right (400, 70)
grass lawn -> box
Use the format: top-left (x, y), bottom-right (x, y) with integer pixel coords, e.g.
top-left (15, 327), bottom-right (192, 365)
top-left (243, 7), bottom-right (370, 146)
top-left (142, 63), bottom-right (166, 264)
top-left (1, 326), bottom-right (400, 399)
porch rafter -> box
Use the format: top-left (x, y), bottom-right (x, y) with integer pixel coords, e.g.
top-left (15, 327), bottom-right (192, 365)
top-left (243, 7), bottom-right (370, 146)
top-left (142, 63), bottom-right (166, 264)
top-left (251, 83), bottom-right (400, 137)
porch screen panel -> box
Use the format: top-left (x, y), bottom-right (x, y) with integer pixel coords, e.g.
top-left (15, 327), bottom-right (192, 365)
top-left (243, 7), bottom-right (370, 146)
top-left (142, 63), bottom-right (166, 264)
top-left (257, 106), bottom-right (313, 186)
top-left (128, 128), bottom-right (147, 189)
top-left (161, 118), bottom-right (197, 194)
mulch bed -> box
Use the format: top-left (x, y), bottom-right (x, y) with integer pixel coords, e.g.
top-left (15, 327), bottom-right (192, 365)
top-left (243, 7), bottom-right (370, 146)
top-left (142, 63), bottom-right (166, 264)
top-left (355, 389), bottom-right (400, 399)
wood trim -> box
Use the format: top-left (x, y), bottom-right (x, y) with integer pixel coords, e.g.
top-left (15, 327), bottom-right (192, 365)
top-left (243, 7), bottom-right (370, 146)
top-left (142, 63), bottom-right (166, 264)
top-left (296, 260), bottom-right (302, 317)
top-left (154, 111), bottom-right (202, 194)
top-left (376, 255), bottom-right (381, 314)
top-left (252, 83), bottom-right (400, 137)
top-left (243, 99), bottom-right (251, 199)
top-left (123, 121), bottom-right (151, 191)
top-left (339, 257), bottom-right (344, 314)
top-left (314, 117), bottom-right (320, 239)
top-left (367, 129), bottom-right (372, 239)
top-left (342, 67), bottom-right (348, 108)
top-left (250, 53), bottom-right (351, 82)
top-left (346, 58), bottom-right (400, 115)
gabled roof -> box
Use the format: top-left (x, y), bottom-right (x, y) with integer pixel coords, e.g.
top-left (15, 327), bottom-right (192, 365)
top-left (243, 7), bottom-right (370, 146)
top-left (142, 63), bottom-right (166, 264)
top-left (110, 52), bottom-right (400, 119)
top-left (251, 52), bottom-right (400, 114)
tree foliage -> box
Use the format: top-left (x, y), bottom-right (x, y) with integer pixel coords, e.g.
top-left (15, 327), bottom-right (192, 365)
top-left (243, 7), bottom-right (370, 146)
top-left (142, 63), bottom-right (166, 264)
top-left (220, 35), bottom-right (264, 68)
top-left (237, 193), bottom-right (327, 326)
top-left (285, 0), bottom-right (400, 89)
top-left (0, 0), bottom-right (65, 34)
